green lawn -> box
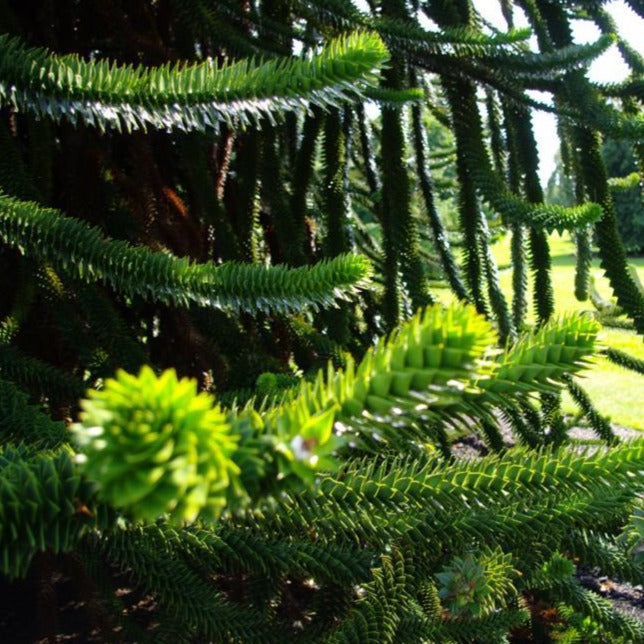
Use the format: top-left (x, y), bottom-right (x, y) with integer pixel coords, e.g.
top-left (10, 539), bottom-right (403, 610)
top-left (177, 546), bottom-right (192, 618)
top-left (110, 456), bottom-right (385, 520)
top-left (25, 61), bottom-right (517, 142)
top-left (433, 233), bottom-right (644, 429)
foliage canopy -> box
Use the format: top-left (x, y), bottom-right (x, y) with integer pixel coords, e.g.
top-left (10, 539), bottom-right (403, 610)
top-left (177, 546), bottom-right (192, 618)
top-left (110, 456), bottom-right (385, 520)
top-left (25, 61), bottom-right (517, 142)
top-left (0, 0), bottom-right (643, 641)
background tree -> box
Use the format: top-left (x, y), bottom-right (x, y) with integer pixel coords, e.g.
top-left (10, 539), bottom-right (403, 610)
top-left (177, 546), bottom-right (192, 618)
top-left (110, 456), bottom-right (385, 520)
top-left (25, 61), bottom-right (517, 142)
top-left (546, 152), bottom-right (575, 208)
top-left (547, 141), bottom-right (644, 253)
top-left (603, 137), bottom-right (644, 254)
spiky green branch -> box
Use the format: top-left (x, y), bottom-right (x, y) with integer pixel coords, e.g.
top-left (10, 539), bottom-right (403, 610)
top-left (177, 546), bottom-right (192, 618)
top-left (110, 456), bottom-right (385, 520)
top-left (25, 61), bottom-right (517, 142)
top-left (0, 31), bottom-right (389, 131)
top-left (0, 193), bottom-right (372, 313)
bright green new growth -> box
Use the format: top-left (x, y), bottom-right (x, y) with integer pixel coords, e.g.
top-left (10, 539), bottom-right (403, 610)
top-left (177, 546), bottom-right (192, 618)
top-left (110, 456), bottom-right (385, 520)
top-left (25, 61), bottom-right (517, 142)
top-left (609, 171), bottom-right (641, 191)
top-left (73, 303), bottom-right (602, 521)
top-left (0, 31), bottom-right (389, 131)
top-left (74, 367), bottom-right (239, 523)
top-left (242, 303), bottom-right (500, 475)
top-left (483, 313), bottom-right (598, 393)
top-left (301, 302), bottom-right (497, 417)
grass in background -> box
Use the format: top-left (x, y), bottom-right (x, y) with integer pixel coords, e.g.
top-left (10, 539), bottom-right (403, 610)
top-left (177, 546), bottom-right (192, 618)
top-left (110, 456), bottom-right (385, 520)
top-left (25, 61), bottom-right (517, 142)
top-left (432, 232), bottom-right (644, 429)
top-left (498, 233), bottom-right (643, 429)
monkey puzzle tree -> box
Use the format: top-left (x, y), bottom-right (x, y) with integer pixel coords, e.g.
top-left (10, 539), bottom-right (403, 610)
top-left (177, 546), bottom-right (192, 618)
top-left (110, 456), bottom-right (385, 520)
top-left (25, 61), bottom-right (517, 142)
top-left (0, 0), bottom-right (643, 641)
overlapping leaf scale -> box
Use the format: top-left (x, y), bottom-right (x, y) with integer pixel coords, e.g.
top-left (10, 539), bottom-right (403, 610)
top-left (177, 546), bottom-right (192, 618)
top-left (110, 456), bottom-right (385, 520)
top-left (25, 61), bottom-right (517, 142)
top-left (481, 34), bottom-right (614, 78)
top-left (411, 481), bottom-right (623, 556)
top-left (429, 313), bottom-right (599, 433)
top-left (0, 378), bottom-right (67, 448)
top-left (0, 31), bottom-right (388, 132)
top-left (320, 441), bottom-right (644, 510)
top-left (0, 446), bottom-right (94, 580)
top-left (0, 193), bottom-right (372, 313)
top-left (420, 485), bottom-right (635, 560)
top-left (605, 347), bottom-right (644, 374)
top-left (246, 303), bottom-right (497, 446)
top-left (484, 315), bottom-right (599, 394)
top-left (452, 477), bottom-right (618, 550)
top-left (237, 441), bottom-right (644, 549)
top-left (336, 303), bottom-right (498, 415)
top-left (230, 305), bottom-right (600, 462)
top-left (464, 142), bottom-right (603, 231)
top-left (481, 313), bottom-right (599, 394)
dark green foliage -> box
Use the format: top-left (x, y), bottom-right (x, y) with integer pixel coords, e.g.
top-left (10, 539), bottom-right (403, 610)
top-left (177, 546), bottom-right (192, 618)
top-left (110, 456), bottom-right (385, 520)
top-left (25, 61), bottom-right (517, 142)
top-left (533, 3), bottom-right (644, 333)
top-left (260, 125), bottom-right (302, 265)
top-left (97, 526), bottom-right (274, 642)
top-left (0, 193), bottom-right (372, 313)
top-left (379, 1), bottom-right (432, 325)
top-left (574, 229), bottom-right (592, 301)
top-left (605, 347), bottom-right (644, 375)
top-left (0, 378), bottom-right (66, 448)
top-left (0, 344), bottom-right (84, 402)
top-left (549, 136), bottom-right (644, 257)
top-left (603, 137), bottom-right (644, 253)
top-left (481, 213), bottom-right (515, 343)
top-left (564, 530), bottom-right (644, 587)
top-left (578, 129), bottom-right (644, 333)
top-left (511, 106), bottom-right (556, 324)
top-left (322, 109), bottom-right (351, 344)
top-left (233, 131), bottom-right (261, 262)
top-left (444, 78), bottom-right (489, 314)
top-left (0, 446), bottom-right (94, 580)
top-left (410, 86), bottom-right (468, 301)
top-left (511, 224), bottom-right (529, 327)
top-left (563, 374), bottom-right (617, 445)
top-left (532, 563), bottom-right (644, 640)
top-left (290, 109), bottom-right (323, 262)
top-left (504, 102), bottom-right (529, 329)
top-left (444, 80), bottom-right (602, 232)
top-left (1, 1), bottom-right (644, 641)
top-left (0, 120), bottom-right (41, 202)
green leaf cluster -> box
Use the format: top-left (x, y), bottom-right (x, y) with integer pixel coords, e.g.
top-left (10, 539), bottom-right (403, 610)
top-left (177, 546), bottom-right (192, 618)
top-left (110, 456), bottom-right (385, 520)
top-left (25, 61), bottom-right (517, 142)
top-left (1, 0), bottom-right (644, 641)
